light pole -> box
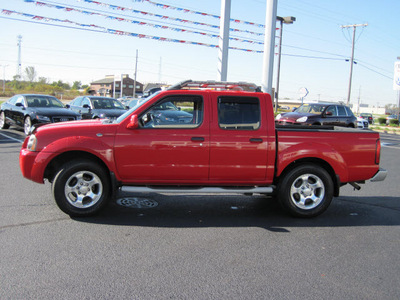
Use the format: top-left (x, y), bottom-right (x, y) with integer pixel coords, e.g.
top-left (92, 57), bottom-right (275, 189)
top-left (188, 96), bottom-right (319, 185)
top-left (0, 64), bottom-right (9, 93)
top-left (275, 16), bottom-right (295, 113)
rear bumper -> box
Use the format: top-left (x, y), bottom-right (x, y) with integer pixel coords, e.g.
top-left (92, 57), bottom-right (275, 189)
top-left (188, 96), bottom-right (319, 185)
top-left (370, 168), bottom-right (387, 182)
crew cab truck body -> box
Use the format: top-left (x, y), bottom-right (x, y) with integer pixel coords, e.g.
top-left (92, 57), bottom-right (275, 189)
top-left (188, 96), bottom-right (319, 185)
top-left (19, 82), bottom-right (386, 217)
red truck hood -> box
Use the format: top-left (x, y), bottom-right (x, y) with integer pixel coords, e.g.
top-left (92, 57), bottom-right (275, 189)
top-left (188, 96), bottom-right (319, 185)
top-left (34, 119), bottom-right (104, 133)
top-left (31, 119), bottom-right (119, 151)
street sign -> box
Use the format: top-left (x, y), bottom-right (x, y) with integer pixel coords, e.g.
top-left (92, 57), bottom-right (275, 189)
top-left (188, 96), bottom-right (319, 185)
top-left (298, 87), bottom-right (309, 98)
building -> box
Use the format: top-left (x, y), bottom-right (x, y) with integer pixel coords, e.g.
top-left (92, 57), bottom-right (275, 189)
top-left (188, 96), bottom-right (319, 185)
top-left (90, 75), bottom-right (143, 98)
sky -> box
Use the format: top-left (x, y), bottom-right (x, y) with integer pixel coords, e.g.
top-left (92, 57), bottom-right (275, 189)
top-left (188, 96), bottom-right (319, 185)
top-left (0, 0), bottom-right (399, 107)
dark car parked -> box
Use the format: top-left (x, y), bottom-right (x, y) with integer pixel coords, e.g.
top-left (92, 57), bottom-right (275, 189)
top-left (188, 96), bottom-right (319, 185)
top-left (360, 113), bottom-right (374, 124)
top-left (140, 99), bottom-right (196, 128)
top-left (0, 94), bottom-right (81, 135)
top-left (67, 96), bottom-right (127, 121)
top-left (275, 103), bottom-right (358, 128)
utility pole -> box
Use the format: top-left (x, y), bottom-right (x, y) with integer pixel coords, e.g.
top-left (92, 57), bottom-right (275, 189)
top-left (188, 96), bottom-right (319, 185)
top-left (217, 0), bottom-right (231, 81)
top-left (158, 57), bottom-right (162, 83)
top-left (120, 74), bottom-right (123, 98)
top-left (133, 50), bottom-right (138, 98)
top-left (341, 23), bottom-right (368, 105)
top-left (0, 64), bottom-right (9, 93)
top-left (17, 35), bottom-right (22, 79)
top-left (113, 75), bottom-right (116, 98)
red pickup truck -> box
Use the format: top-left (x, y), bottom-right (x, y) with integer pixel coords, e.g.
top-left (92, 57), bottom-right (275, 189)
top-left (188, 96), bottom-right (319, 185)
top-left (19, 81), bottom-right (386, 218)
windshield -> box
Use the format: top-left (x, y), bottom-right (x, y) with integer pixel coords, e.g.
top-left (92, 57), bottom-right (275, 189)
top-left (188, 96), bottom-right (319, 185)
top-left (295, 104), bottom-right (327, 115)
top-left (91, 98), bottom-right (125, 109)
top-left (115, 93), bottom-right (159, 123)
top-left (26, 96), bottom-right (64, 108)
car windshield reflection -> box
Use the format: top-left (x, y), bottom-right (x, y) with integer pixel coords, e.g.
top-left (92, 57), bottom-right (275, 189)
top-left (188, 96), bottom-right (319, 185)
top-left (295, 104), bottom-right (327, 115)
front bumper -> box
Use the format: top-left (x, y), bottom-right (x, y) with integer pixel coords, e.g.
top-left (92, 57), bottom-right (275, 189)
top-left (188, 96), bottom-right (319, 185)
top-left (19, 148), bottom-right (44, 183)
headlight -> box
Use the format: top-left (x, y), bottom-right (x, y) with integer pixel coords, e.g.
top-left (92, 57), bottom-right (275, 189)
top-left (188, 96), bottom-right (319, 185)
top-left (35, 115), bottom-right (50, 122)
top-left (27, 134), bottom-right (37, 151)
top-left (99, 113), bottom-right (106, 118)
top-left (296, 116), bottom-right (308, 122)
top-left (275, 114), bottom-right (282, 120)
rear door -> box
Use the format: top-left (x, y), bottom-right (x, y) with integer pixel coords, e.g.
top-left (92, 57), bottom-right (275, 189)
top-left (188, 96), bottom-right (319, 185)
top-left (209, 94), bottom-right (269, 182)
top-left (336, 105), bottom-right (351, 126)
top-left (3, 96), bottom-right (18, 125)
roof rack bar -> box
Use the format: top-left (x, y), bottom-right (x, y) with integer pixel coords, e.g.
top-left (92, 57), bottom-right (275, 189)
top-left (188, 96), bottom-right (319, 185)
top-left (167, 79), bottom-right (262, 92)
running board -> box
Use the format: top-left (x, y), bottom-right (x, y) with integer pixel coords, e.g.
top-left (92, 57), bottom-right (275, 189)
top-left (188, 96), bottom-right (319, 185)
top-left (120, 186), bottom-right (274, 194)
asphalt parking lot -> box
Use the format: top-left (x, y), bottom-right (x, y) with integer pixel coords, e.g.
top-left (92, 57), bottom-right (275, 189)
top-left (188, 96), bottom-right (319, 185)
top-left (1, 128), bottom-right (399, 299)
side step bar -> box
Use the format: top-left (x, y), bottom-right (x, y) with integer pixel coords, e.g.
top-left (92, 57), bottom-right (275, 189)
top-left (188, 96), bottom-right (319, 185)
top-left (121, 186), bottom-right (274, 194)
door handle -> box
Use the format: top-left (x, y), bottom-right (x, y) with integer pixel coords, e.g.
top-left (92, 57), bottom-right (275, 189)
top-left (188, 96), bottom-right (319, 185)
top-left (249, 138), bottom-right (263, 143)
top-left (191, 137), bottom-right (205, 142)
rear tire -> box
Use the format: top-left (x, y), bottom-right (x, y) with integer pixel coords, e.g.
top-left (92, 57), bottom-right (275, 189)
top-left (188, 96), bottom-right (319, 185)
top-left (0, 111), bottom-right (10, 129)
top-left (277, 164), bottom-right (333, 218)
top-left (52, 159), bottom-right (110, 217)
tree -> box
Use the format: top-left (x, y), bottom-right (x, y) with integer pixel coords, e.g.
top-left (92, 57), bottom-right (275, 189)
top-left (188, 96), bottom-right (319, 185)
top-left (25, 66), bottom-right (37, 82)
top-left (72, 81), bottom-right (82, 90)
top-left (38, 77), bottom-right (48, 84)
top-left (52, 80), bottom-right (70, 90)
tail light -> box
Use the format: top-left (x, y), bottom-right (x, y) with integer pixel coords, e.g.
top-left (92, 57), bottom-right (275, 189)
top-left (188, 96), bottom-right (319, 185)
top-left (375, 138), bottom-right (381, 164)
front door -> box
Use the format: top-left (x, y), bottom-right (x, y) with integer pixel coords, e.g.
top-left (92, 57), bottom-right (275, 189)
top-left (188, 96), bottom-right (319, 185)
top-left (114, 94), bottom-right (209, 183)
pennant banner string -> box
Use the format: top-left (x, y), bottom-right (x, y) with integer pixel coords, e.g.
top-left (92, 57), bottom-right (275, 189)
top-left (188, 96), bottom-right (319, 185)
top-left (2, 9), bottom-right (264, 53)
top-left (18, 2), bottom-right (265, 44)
top-left (23, 0), bottom-right (264, 36)
top-left (82, 0), bottom-right (266, 28)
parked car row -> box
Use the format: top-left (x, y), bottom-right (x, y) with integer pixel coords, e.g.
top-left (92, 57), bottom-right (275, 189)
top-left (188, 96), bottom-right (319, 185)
top-left (0, 94), bottom-right (379, 135)
top-left (0, 94), bottom-right (128, 135)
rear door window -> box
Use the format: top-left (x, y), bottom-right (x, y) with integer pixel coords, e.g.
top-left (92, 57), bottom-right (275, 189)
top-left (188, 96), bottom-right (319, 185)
top-left (217, 96), bottom-right (260, 130)
top-left (337, 106), bottom-right (347, 116)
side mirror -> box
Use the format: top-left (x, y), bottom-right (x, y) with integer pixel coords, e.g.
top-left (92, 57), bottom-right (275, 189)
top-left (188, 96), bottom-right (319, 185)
top-left (65, 104), bottom-right (70, 108)
top-left (325, 111), bottom-right (333, 116)
top-left (83, 104), bottom-right (90, 109)
top-left (127, 115), bottom-right (139, 129)
top-left (16, 102), bottom-right (24, 108)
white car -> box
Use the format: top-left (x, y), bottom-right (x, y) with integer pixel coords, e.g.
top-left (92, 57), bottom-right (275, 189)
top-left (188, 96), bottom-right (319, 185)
top-left (357, 116), bottom-right (369, 129)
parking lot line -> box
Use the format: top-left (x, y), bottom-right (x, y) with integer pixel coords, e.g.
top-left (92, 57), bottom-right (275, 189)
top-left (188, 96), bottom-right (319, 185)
top-left (0, 132), bottom-right (24, 144)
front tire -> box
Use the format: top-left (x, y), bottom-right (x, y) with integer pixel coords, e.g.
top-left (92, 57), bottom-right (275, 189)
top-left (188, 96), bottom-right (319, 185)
top-left (24, 116), bottom-right (32, 135)
top-left (277, 164), bottom-right (333, 218)
top-left (0, 111), bottom-right (10, 129)
top-left (52, 159), bottom-right (111, 217)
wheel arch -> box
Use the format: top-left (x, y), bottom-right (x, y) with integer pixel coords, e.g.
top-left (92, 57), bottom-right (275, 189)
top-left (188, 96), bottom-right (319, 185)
top-left (275, 158), bottom-right (340, 197)
top-left (44, 151), bottom-right (110, 183)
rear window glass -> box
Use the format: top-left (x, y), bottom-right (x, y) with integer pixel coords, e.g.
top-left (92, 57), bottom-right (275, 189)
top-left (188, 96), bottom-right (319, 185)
top-left (218, 96), bottom-right (260, 130)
